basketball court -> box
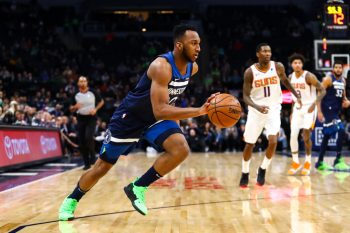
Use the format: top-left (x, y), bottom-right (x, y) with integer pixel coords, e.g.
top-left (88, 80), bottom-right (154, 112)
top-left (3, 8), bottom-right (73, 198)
top-left (2, 152), bottom-right (350, 233)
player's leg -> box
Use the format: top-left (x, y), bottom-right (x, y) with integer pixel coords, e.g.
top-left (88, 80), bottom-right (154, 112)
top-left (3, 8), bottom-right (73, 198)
top-left (59, 133), bottom-right (135, 221)
top-left (300, 129), bottom-right (312, 175)
top-left (333, 127), bottom-right (349, 170)
top-left (315, 133), bottom-right (331, 170)
top-left (288, 110), bottom-right (302, 175)
top-left (124, 121), bottom-right (189, 215)
top-left (257, 107), bottom-right (281, 185)
top-left (239, 109), bottom-right (265, 187)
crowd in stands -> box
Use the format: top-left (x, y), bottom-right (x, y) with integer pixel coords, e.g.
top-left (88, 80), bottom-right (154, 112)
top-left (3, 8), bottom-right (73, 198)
top-left (0, 1), bottom-right (349, 156)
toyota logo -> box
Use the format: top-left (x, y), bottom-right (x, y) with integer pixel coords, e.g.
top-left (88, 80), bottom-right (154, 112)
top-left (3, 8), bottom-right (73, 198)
top-left (4, 136), bottom-right (14, 160)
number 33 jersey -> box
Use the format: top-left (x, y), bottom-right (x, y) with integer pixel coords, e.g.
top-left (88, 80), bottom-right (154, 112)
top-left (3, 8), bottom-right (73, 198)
top-left (249, 61), bottom-right (282, 107)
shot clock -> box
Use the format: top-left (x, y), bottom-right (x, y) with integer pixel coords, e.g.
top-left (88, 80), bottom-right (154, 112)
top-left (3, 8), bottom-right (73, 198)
top-left (323, 1), bottom-right (349, 38)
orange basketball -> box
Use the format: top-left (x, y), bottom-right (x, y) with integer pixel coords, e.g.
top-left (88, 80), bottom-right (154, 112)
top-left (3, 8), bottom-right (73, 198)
top-left (207, 93), bottom-right (241, 128)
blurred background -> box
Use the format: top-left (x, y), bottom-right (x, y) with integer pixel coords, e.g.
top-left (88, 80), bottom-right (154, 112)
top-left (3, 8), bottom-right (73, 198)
top-left (0, 0), bottom-right (349, 165)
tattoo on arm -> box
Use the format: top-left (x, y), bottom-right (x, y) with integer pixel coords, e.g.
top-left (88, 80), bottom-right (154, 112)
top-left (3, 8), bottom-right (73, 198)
top-left (277, 62), bottom-right (299, 98)
top-left (306, 73), bottom-right (326, 104)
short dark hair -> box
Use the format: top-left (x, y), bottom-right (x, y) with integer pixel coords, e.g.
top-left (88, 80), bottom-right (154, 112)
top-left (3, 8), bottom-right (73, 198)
top-left (333, 60), bottom-right (343, 68)
top-left (289, 53), bottom-right (305, 64)
top-left (256, 43), bottom-right (269, 53)
top-left (173, 24), bottom-right (197, 42)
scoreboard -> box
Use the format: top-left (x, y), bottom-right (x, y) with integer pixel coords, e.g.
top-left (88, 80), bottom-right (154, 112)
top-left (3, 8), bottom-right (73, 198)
top-left (324, 3), bottom-right (349, 37)
top-left (324, 4), bottom-right (348, 30)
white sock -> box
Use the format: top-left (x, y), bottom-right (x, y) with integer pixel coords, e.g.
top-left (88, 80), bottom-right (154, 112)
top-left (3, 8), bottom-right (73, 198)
top-left (305, 155), bottom-right (311, 163)
top-left (260, 156), bottom-right (271, 170)
top-left (292, 153), bottom-right (299, 164)
top-left (242, 159), bottom-right (251, 173)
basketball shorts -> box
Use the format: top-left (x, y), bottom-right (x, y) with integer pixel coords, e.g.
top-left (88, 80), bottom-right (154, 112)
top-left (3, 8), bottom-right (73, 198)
top-left (290, 104), bottom-right (317, 131)
top-left (99, 120), bottom-right (182, 164)
top-left (244, 105), bottom-right (281, 144)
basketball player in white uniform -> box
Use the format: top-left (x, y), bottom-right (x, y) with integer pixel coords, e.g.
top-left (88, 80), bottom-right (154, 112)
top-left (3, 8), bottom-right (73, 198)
top-left (288, 53), bottom-right (325, 175)
top-left (239, 43), bottom-right (302, 188)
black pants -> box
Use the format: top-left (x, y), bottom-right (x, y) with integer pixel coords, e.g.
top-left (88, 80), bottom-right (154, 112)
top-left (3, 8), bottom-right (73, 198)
top-left (77, 115), bottom-right (96, 168)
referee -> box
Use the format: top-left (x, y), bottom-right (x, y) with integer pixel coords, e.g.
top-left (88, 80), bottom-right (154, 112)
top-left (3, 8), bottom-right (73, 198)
top-left (70, 76), bottom-right (104, 170)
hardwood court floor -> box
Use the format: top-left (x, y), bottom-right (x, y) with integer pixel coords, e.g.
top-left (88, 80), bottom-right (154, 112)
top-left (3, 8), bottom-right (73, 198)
top-left (1, 152), bottom-right (350, 233)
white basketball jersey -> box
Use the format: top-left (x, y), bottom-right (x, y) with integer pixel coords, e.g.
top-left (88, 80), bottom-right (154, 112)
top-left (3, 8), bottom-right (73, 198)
top-left (250, 61), bottom-right (282, 107)
top-left (290, 71), bottom-right (316, 105)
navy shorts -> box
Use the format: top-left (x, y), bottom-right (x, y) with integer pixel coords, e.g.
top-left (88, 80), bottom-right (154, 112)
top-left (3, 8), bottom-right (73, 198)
top-left (99, 120), bottom-right (183, 164)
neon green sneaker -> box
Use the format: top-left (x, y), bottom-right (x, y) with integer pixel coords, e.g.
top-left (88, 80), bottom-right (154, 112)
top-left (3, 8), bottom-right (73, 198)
top-left (59, 197), bottom-right (78, 221)
top-left (124, 178), bottom-right (148, 215)
top-left (334, 158), bottom-right (350, 171)
top-left (315, 161), bottom-right (333, 171)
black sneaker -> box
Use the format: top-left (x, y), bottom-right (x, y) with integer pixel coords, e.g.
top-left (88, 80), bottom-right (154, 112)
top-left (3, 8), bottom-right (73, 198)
top-left (256, 167), bottom-right (266, 186)
top-left (239, 172), bottom-right (249, 188)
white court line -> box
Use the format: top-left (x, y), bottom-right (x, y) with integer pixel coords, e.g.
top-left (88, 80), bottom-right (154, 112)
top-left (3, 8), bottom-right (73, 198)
top-left (23, 168), bottom-right (63, 172)
top-left (45, 163), bottom-right (77, 167)
top-left (0, 172), bottom-right (38, 176)
top-left (0, 166), bottom-right (83, 194)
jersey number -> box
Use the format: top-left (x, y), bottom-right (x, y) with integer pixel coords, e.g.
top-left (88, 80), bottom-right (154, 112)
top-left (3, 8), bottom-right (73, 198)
top-left (264, 86), bottom-right (271, 97)
top-left (336, 89), bottom-right (343, 98)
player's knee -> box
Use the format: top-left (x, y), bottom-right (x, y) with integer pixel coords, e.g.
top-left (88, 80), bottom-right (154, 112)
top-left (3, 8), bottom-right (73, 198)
top-left (171, 142), bottom-right (190, 159)
top-left (302, 133), bottom-right (310, 142)
top-left (268, 138), bottom-right (278, 146)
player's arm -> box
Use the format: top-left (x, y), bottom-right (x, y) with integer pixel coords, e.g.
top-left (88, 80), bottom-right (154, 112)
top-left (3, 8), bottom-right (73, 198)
top-left (149, 59), bottom-right (212, 121)
top-left (305, 72), bottom-right (326, 113)
top-left (276, 62), bottom-right (302, 108)
top-left (317, 76), bottom-right (332, 122)
top-left (342, 78), bottom-right (350, 108)
top-left (288, 73), bottom-right (295, 115)
top-left (243, 68), bottom-right (269, 114)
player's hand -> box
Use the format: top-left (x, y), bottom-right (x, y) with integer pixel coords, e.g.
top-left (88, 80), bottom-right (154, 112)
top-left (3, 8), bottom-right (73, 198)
top-left (317, 112), bottom-right (325, 122)
top-left (199, 92), bottom-right (220, 115)
top-left (206, 92), bottom-right (220, 103)
top-left (342, 99), bottom-right (350, 108)
top-left (307, 103), bottom-right (316, 113)
top-left (296, 98), bottom-right (302, 110)
top-left (256, 105), bottom-right (269, 114)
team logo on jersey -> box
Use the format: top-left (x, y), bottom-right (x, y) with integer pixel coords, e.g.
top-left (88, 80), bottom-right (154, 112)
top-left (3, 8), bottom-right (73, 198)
top-left (254, 76), bottom-right (278, 87)
top-left (293, 83), bottom-right (306, 89)
top-left (103, 129), bottom-right (111, 144)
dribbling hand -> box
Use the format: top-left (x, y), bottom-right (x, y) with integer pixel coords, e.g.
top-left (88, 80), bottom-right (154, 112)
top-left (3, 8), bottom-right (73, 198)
top-left (199, 92), bottom-right (220, 115)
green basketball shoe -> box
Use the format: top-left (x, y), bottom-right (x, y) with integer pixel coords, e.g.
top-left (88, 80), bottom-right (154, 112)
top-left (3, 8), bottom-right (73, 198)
top-left (59, 197), bottom-right (78, 221)
top-left (124, 178), bottom-right (148, 215)
top-left (315, 161), bottom-right (333, 171)
top-left (334, 158), bottom-right (350, 171)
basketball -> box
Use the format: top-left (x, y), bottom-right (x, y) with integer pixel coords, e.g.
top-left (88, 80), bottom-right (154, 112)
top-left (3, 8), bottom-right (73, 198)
top-left (207, 93), bottom-right (241, 128)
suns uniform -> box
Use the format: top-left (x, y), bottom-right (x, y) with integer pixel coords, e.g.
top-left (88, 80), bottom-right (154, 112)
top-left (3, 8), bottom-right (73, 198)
top-left (290, 71), bottom-right (317, 131)
top-left (100, 52), bottom-right (193, 164)
top-left (244, 61), bottom-right (283, 144)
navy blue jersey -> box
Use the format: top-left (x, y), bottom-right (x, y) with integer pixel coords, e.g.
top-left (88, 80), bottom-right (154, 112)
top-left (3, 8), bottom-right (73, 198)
top-left (321, 74), bottom-right (345, 122)
top-left (108, 52), bottom-right (193, 138)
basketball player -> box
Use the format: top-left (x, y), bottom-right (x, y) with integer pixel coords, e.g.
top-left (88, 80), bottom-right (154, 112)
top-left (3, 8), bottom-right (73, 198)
top-left (287, 53), bottom-right (325, 176)
top-left (315, 61), bottom-right (350, 170)
top-left (59, 24), bottom-right (217, 220)
top-left (239, 43), bottom-right (302, 188)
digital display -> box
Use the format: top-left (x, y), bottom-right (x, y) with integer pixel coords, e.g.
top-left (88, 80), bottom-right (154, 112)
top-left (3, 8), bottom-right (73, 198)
top-left (324, 4), bottom-right (349, 30)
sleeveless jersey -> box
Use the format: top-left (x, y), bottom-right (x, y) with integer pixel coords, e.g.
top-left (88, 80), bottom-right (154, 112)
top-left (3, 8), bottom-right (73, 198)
top-left (250, 61), bottom-right (282, 107)
top-left (290, 71), bottom-right (316, 105)
top-left (321, 74), bottom-right (345, 119)
top-left (108, 52), bottom-right (193, 137)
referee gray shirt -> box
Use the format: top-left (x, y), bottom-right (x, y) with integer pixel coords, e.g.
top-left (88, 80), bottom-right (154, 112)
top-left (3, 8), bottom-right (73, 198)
top-left (73, 89), bottom-right (102, 116)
